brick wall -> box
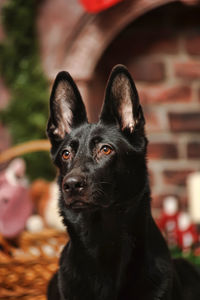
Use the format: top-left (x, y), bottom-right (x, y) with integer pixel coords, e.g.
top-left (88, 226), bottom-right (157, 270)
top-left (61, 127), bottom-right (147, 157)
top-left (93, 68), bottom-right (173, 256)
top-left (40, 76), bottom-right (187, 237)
top-left (90, 3), bottom-right (200, 208)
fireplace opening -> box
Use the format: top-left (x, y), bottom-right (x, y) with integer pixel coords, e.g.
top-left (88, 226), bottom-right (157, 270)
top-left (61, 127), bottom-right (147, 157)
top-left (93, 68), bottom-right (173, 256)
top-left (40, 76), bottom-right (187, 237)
top-left (87, 2), bottom-right (200, 208)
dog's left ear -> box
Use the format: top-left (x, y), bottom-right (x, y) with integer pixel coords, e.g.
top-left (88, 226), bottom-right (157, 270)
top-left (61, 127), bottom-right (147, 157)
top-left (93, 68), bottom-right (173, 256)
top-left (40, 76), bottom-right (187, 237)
top-left (100, 65), bottom-right (145, 132)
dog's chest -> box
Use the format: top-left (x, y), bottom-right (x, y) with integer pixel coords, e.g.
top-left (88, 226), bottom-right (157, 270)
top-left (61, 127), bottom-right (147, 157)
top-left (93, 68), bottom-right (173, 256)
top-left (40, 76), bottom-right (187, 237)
top-left (58, 241), bottom-right (122, 299)
top-left (58, 243), bottom-right (162, 300)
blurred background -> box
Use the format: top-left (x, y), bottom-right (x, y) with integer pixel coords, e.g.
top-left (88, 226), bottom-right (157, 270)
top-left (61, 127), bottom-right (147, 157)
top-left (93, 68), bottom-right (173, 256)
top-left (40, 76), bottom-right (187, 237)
top-left (0, 0), bottom-right (200, 299)
top-left (1, 0), bottom-right (200, 207)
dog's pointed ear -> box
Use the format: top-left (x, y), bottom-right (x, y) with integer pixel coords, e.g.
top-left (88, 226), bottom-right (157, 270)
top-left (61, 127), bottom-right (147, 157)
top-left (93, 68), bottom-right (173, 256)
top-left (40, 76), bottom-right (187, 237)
top-left (47, 71), bottom-right (88, 148)
top-left (100, 65), bottom-right (145, 132)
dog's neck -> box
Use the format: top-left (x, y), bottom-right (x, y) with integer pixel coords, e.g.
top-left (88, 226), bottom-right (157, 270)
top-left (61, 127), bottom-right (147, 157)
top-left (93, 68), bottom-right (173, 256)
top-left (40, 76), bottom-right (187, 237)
top-left (60, 192), bottom-right (171, 300)
top-left (65, 191), bottom-right (150, 265)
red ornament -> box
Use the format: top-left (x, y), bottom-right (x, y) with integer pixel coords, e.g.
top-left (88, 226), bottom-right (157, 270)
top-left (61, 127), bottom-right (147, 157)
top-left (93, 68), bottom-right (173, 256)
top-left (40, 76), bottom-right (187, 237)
top-left (157, 196), bottom-right (179, 247)
top-left (79, 0), bottom-right (124, 13)
top-left (176, 212), bottom-right (199, 251)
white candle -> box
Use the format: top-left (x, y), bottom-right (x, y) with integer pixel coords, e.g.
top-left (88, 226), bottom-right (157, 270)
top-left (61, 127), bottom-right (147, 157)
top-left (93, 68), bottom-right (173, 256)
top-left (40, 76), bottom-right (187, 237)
top-left (187, 172), bottom-right (200, 224)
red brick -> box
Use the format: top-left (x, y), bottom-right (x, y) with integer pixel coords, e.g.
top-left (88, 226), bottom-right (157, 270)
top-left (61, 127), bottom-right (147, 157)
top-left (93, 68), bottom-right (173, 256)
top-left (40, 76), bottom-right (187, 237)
top-left (147, 34), bottom-right (178, 55)
top-left (129, 60), bottom-right (165, 82)
top-left (151, 194), bottom-right (165, 209)
top-left (174, 62), bottom-right (200, 80)
top-left (187, 142), bottom-right (200, 158)
top-left (148, 143), bottom-right (178, 160)
top-left (186, 34), bottom-right (200, 55)
top-left (118, 31), bottom-right (178, 57)
top-left (37, 0), bottom-right (84, 75)
top-left (139, 85), bottom-right (192, 104)
top-left (181, 0), bottom-right (200, 5)
top-left (143, 110), bottom-right (162, 133)
top-left (163, 169), bottom-right (194, 186)
top-left (169, 112), bottom-right (200, 132)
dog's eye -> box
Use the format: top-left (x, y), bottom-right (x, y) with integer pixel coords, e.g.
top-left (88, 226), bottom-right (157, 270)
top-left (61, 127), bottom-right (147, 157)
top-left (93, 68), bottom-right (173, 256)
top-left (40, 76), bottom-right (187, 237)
top-left (101, 145), bottom-right (113, 155)
top-left (62, 150), bottom-right (71, 160)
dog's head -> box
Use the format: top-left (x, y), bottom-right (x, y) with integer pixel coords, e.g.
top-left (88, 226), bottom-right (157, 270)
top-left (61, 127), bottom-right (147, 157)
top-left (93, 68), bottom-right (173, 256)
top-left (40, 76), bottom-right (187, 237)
top-left (47, 65), bottom-right (148, 216)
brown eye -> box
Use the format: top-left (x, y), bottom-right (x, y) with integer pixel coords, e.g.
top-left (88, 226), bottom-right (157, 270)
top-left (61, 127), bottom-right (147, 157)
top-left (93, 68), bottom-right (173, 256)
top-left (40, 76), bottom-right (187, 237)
top-left (101, 145), bottom-right (113, 155)
top-left (62, 150), bottom-right (70, 160)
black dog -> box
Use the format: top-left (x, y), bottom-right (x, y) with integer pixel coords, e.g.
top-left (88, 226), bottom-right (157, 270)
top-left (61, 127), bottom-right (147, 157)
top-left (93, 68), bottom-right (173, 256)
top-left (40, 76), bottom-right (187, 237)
top-left (47, 65), bottom-right (200, 300)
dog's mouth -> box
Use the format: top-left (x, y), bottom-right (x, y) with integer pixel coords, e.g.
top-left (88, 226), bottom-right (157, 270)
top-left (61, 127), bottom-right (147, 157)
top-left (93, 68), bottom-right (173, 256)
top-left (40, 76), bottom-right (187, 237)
top-left (70, 201), bottom-right (90, 209)
top-left (66, 201), bottom-right (112, 212)
top-left (64, 198), bottom-right (94, 210)
top-left (63, 194), bottom-right (111, 211)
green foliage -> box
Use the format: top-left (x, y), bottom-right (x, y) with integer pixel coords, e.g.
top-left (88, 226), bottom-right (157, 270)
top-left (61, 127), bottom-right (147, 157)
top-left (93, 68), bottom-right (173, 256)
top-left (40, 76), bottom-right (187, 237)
top-left (171, 247), bottom-right (200, 266)
top-left (0, 0), bottom-right (55, 180)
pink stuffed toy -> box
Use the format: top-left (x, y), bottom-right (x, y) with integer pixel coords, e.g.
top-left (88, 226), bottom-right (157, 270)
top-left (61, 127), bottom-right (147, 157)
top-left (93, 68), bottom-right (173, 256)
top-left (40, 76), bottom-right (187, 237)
top-left (0, 158), bottom-right (33, 238)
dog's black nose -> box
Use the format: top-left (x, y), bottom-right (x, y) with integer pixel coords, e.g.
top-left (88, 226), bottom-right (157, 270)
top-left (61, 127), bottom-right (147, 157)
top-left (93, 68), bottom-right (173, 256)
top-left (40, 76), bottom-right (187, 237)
top-left (63, 175), bottom-right (87, 194)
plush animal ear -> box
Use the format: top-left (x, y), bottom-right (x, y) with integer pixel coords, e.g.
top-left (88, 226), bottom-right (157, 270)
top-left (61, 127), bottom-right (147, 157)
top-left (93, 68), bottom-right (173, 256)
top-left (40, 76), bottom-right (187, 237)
top-left (47, 71), bottom-right (88, 147)
top-left (100, 65), bottom-right (145, 132)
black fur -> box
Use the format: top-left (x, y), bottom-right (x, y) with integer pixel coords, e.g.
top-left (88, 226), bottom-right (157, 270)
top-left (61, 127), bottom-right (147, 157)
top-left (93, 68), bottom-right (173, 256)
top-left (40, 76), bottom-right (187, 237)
top-left (47, 65), bottom-right (200, 300)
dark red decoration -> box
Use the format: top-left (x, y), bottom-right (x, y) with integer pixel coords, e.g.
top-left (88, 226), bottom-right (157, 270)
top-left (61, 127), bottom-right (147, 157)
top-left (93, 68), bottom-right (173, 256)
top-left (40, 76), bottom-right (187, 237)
top-left (158, 210), bottom-right (179, 248)
top-left (157, 197), bottom-right (199, 252)
top-left (79, 0), bottom-right (123, 13)
top-left (157, 196), bottom-right (179, 248)
top-left (176, 212), bottom-right (199, 251)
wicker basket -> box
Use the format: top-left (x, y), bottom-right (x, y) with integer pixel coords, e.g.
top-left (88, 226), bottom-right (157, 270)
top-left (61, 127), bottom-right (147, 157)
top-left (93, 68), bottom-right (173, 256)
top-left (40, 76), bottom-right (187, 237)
top-left (0, 229), bottom-right (68, 300)
top-left (0, 140), bottom-right (68, 299)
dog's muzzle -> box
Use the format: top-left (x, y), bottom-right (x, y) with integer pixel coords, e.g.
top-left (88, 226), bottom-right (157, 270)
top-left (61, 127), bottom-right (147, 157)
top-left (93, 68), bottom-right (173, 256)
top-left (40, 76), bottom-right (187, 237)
top-left (62, 174), bottom-right (88, 208)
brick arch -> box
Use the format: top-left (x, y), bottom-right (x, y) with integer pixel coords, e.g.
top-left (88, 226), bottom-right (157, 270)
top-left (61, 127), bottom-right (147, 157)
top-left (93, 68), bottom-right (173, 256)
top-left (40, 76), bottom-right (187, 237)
top-left (62, 0), bottom-right (198, 81)
top-left (86, 1), bottom-right (200, 209)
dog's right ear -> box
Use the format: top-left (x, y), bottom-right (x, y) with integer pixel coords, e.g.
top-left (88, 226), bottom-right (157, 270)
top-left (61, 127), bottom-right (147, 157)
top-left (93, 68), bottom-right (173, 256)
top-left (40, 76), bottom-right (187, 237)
top-left (47, 71), bottom-right (88, 152)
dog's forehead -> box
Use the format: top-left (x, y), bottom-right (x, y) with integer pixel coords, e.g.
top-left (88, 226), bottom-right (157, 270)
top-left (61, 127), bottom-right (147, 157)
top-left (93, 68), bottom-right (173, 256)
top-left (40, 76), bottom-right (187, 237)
top-left (71, 123), bottom-right (119, 143)
top-left (71, 123), bottom-right (92, 139)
